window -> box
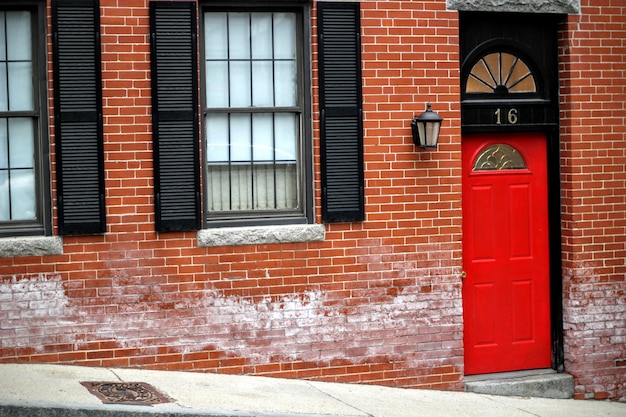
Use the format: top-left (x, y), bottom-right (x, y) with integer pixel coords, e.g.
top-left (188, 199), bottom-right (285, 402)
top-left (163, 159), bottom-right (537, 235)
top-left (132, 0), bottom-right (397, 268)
top-left (202, 5), bottom-right (311, 225)
top-left (0, 4), bottom-right (50, 237)
top-left (464, 51), bottom-right (537, 95)
top-left (473, 144), bottom-right (527, 171)
top-left (150, 1), bottom-right (362, 232)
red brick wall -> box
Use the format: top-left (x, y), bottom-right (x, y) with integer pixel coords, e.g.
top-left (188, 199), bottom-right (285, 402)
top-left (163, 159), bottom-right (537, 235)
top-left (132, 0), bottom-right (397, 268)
top-left (559, 0), bottom-right (626, 401)
top-left (0, 0), bottom-right (463, 391)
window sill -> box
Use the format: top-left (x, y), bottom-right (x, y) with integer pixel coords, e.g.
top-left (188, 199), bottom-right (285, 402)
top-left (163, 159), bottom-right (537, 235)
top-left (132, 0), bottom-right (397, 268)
top-left (0, 236), bottom-right (64, 258)
top-left (197, 223), bottom-right (325, 247)
top-left (446, 0), bottom-right (580, 14)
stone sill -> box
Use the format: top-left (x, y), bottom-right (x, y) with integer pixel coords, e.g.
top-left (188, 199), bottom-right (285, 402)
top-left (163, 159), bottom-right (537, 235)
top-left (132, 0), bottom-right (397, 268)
top-left (447, 0), bottom-right (580, 14)
top-left (198, 224), bottom-right (325, 247)
top-left (0, 236), bottom-right (64, 258)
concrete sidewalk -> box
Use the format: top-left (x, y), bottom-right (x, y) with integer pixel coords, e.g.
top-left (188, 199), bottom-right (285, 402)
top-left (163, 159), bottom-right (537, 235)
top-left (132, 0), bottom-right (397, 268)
top-left (1, 364), bottom-right (625, 417)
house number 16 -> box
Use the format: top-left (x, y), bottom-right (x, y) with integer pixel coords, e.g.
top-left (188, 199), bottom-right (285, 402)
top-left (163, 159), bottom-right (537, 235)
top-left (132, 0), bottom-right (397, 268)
top-left (494, 108), bottom-right (519, 125)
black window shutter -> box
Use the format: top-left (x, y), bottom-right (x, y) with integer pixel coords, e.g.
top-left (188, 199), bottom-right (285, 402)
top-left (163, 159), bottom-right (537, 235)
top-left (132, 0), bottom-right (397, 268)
top-left (318, 2), bottom-right (364, 223)
top-left (52, 0), bottom-right (105, 235)
top-left (150, 2), bottom-right (201, 232)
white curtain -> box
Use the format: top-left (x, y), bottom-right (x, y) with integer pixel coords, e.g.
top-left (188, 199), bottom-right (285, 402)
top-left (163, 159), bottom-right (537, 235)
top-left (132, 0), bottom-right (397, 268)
top-left (206, 113), bottom-right (298, 211)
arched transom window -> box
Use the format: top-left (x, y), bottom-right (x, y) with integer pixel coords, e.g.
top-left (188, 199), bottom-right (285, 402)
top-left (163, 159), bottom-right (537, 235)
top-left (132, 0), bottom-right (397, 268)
top-left (473, 144), bottom-right (527, 171)
top-left (466, 52), bottom-right (536, 94)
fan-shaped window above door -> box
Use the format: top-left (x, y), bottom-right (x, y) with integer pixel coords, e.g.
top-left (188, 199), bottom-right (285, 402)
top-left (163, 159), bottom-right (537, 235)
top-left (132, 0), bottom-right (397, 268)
top-left (473, 144), bottom-right (527, 171)
top-left (465, 52), bottom-right (537, 94)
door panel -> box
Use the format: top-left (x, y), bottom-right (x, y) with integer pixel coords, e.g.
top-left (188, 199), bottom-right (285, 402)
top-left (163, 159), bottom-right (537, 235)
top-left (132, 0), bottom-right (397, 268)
top-left (463, 132), bottom-right (551, 375)
top-left (511, 280), bottom-right (533, 341)
top-left (509, 184), bottom-right (531, 257)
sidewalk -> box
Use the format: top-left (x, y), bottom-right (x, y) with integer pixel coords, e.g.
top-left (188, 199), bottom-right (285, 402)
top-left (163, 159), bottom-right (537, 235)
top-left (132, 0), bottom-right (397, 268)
top-left (0, 364), bottom-right (624, 417)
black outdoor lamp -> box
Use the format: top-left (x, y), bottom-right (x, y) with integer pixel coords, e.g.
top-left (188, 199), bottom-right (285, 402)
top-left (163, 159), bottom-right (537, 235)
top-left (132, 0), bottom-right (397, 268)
top-left (411, 103), bottom-right (443, 149)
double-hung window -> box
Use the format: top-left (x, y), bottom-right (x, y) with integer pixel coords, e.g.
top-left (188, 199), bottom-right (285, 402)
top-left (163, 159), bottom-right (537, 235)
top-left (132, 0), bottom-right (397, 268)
top-left (150, 1), bottom-right (363, 233)
top-left (0, 4), bottom-right (49, 237)
top-left (202, 5), bottom-right (312, 226)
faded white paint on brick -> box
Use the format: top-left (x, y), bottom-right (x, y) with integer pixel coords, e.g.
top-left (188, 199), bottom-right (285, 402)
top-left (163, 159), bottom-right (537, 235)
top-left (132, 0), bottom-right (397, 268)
top-left (0, 275), bottom-right (69, 353)
top-left (1, 274), bottom-right (462, 367)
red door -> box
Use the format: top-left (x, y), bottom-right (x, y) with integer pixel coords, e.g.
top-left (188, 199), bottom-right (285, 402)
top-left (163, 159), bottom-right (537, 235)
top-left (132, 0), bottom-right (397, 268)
top-left (462, 132), bottom-right (551, 375)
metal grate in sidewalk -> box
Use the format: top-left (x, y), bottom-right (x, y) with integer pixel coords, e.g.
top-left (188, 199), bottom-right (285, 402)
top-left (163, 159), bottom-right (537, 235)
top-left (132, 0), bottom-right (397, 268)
top-left (80, 381), bottom-right (173, 405)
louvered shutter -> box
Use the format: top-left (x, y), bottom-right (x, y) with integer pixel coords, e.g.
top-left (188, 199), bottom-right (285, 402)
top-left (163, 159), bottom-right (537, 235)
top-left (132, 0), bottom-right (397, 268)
top-left (150, 1), bottom-right (201, 232)
top-left (318, 2), bottom-right (364, 223)
top-left (52, 0), bottom-right (105, 235)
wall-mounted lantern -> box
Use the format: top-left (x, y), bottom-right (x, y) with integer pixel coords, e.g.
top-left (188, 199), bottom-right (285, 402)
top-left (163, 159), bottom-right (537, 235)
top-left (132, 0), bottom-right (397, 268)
top-left (411, 103), bottom-right (443, 149)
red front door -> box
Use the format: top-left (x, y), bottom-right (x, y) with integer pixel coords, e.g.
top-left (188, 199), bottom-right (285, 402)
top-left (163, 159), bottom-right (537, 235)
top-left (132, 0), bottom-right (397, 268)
top-left (462, 132), bottom-right (551, 375)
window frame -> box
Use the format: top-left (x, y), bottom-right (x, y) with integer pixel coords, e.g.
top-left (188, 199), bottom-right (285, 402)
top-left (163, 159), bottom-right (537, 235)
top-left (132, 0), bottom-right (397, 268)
top-left (0, 1), bottom-right (50, 238)
top-left (199, 1), bottom-right (313, 228)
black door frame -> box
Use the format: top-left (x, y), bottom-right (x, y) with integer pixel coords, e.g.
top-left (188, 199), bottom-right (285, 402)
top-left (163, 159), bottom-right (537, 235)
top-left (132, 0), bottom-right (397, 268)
top-left (459, 11), bottom-right (565, 373)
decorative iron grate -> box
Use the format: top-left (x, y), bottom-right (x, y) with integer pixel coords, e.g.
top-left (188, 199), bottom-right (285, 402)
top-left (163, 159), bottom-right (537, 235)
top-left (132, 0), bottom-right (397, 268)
top-left (80, 381), bottom-right (172, 405)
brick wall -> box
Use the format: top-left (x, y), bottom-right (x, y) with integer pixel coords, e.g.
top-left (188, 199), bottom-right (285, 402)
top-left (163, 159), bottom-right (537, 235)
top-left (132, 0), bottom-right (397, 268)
top-left (559, 0), bottom-right (626, 401)
top-left (0, 0), bottom-right (464, 391)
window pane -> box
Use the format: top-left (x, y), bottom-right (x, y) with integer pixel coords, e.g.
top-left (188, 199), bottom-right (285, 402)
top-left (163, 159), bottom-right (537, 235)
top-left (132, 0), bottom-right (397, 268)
top-left (0, 64), bottom-right (7, 111)
top-left (8, 62), bottom-right (33, 111)
top-left (9, 118), bottom-right (34, 168)
top-left (274, 60), bottom-right (296, 106)
top-left (0, 13), bottom-right (5, 61)
top-left (0, 171), bottom-right (8, 220)
top-left (206, 114), bottom-right (229, 162)
top-left (230, 113), bottom-right (251, 161)
top-left (204, 12), bottom-right (227, 60)
top-left (0, 119), bottom-right (7, 168)
top-left (11, 168), bottom-right (35, 220)
top-left (473, 144), bottom-right (527, 171)
top-left (254, 164), bottom-right (274, 209)
top-left (252, 61), bottom-right (273, 107)
top-left (275, 113), bottom-right (297, 161)
top-left (205, 60), bottom-right (229, 108)
top-left (252, 113), bottom-right (273, 161)
top-left (207, 164), bottom-right (230, 211)
top-left (276, 162), bottom-right (297, 209)
top-left (6, 11), bottom-right (31, 61)
top-left (274, 13), bottom-right (295, 60)
top-left (251, 13), bottom-right (272, 59)
top-left (228, 13), bottom-right (250, 60)
top-left (231, 164), bottom-right (252, 211)
top-left (230, 61), bottom-right (251, 107)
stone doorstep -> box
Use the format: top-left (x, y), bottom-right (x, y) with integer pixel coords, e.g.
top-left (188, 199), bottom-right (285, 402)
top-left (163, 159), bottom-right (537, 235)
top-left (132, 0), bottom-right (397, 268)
top-left (464, 369), bottom-right (574, 399)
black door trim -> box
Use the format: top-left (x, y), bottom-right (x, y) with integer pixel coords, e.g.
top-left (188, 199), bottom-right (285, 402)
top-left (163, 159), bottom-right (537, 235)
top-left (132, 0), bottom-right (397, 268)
top-left (459, 11), bottom-right (565, 373)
